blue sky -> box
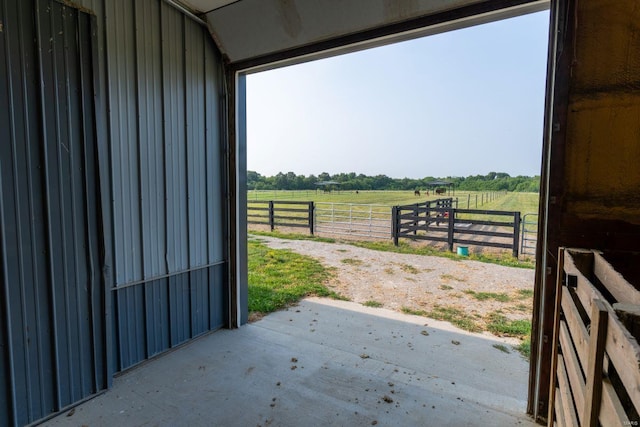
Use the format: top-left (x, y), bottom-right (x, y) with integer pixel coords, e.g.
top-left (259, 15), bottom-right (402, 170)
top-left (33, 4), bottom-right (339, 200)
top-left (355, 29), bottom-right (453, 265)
top-left (246, 10), bottom-right (550, 179)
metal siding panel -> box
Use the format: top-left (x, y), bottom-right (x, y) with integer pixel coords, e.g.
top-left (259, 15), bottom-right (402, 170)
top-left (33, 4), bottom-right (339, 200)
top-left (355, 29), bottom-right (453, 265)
top-left (190, 269), bottom-right (207, 336)
top-left (205, 40), bottom-right (224, 264)
top-left (144, 279), bottom-right (170, 357)
top-left (185, 23), bottom-right (207, 268)
top-left (0, 2), bottom-right (106, 424)
top-left (77, 11), bottom-right (105, 394)
top-left (3, 1), bottom-right (51, 422)
top-left (61, 6), bottom-right (93, 402)
top-left (0, 2), bottom-right (12, 424)
top-left (136, 0), bottom-right (166, 279)
top-left (162, 5), bottom-right (188, 273)
top-left (50, 5), bottom-right (76, 405)
top-left (75, 0), bottom-right (115, 388)
top-left (36, 1), bottom-right (66, 414)
top-left (106, 0), bottom-right (142, 286)
top-left (24, 0), bottom-right (231, 401)
top-left (0, 3), bottom-right (23, 423)
top-left (169, 273), bottom-right (190, 346)
top-left (116, 286), bottom-right (145, 370)
top-left (209, 264), bottom-right (226, 329)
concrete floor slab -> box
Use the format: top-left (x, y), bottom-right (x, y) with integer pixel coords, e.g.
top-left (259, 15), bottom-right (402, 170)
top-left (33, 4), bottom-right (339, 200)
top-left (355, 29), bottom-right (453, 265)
top-left (43, 298), bottom-right (536, 426)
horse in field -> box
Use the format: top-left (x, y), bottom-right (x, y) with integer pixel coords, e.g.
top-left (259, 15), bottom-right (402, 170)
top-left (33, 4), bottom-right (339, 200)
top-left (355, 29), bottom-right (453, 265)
top-left (435, 188), bottom-right (446, 195)
top-left (414, 190), bottom-right (421, 196)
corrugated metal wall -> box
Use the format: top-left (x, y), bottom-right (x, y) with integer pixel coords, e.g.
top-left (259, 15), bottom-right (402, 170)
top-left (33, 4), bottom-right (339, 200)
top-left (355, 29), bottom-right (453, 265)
top-left (75, 0), bottom-right (228, 371)
top-left (0, 2), bottom-right (106, 425)
top-left (1, 0), bottom-right (228, 425)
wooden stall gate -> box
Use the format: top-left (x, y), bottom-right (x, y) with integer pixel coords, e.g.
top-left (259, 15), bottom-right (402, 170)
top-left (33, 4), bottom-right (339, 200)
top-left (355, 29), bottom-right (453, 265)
top-left (548, 248), bottom-right (640, 426)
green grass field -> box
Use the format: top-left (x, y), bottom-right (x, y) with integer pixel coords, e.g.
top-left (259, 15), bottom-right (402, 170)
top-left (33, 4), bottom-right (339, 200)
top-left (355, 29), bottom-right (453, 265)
top-left (248, 190), bottom-right (539, 216)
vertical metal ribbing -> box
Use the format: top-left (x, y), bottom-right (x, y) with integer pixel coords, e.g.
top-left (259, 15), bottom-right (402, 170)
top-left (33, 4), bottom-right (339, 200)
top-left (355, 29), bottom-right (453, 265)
top-left (132, 0), bottom-right (148, 360)
top-left (76, 10), bottom-right (99, 393)
top-left (51, 2), bottom-right (75, 404)
top-left (62, 3), bottom-right (87, 398)
top-left (34, 0), bottom-right (62, 411)
top-left (203, 30), bottom-right (211, 329)
top-left (0, 165), bottom-right (18, 426)
top-left (0, 10), bottom-right (18, 424)
top-left (9, 1), bottom-right (35, 418)
top-left (159, 1), bottom-right (172, 345)
top-left (182, 14), bottom-right (193, 338)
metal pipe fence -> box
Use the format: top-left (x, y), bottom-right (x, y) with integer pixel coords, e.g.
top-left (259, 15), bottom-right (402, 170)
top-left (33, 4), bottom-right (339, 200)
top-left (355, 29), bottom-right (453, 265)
top-left (314, 202), bottom-right (391, 239)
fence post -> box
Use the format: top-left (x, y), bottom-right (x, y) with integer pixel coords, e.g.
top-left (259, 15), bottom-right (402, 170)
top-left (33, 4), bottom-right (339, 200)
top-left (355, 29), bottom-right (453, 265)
top-left (392, 206), bottom-right (399, 245)
top-left (467, 194), bottom-right (470, 209)
top-left (512, 211), bottom-right (521, 258)
top-left (447, 208), bottom-right (454, 252)
top-left (309, 202), bottom-right (315, 235)
top-left (475, 194), bottom-right (478, 208)
top-left (269, 201), bottom-right (275, 231)
top-left (349, 204), bottom-right (353, 232)
top-left (413, 204), bottom-right (418, 235)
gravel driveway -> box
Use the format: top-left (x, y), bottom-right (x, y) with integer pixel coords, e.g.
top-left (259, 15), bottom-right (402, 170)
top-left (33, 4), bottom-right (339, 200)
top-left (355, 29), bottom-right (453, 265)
top-left (252, 235), bottom-right (535, 330)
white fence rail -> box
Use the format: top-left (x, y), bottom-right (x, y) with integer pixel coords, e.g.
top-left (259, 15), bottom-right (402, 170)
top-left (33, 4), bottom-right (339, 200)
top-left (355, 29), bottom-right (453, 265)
top-left (314, 202), bottom-right (391, 239)
top-left (520, 213), bottom-right (538, 256)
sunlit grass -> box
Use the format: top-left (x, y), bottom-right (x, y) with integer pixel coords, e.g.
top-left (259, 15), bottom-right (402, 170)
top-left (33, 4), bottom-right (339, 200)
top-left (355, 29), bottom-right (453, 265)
top-left (248, 240), bottom-right (345, 315)
top-left (362, 300), bottom-right (383, 308)
top-left (464, 290), bottom-right (511, 302)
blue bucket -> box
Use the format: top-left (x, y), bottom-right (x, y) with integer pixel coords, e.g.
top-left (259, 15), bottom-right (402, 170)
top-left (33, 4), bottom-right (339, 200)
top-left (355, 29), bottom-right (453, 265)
top-left (457, 246), bottom-right (469, 256)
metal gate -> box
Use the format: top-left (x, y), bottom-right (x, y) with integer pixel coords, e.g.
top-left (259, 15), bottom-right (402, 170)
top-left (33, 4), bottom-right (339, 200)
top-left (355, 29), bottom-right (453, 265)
top-left (314, 203), bottom-right (391, 239)
top-left (0, 3), bottom-right (106, 425)
top-left (520, 213), bottom-right (538, 256)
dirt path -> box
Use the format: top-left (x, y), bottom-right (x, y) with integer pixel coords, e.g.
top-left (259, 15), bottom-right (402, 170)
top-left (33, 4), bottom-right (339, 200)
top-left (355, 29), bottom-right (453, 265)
top-left (252, 235), bottom-right (535, 330)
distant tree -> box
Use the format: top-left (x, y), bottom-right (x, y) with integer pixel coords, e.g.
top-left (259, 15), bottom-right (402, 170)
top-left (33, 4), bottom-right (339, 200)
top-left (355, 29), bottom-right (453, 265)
top-left (246, 170), bottom-right (540, 192)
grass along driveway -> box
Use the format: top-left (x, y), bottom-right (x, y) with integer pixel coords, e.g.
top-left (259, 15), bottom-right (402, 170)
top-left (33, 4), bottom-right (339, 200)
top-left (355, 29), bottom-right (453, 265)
top-left (249, 234), bottom-right (534, 357)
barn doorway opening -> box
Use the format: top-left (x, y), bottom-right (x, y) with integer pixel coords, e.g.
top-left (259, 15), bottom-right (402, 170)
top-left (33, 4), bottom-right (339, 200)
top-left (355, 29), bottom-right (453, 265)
top-left (238, 6), bottom-right (549, 421)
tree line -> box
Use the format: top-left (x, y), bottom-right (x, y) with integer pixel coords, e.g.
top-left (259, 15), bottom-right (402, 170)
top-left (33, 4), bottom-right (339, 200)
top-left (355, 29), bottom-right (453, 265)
top-left (248, 171), bottom-right (540, 192)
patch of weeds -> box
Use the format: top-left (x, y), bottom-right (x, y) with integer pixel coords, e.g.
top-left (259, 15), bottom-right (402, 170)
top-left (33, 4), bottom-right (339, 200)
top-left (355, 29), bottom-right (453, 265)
top-left (439, 284), bottom-right (454, 290)
top-left (467, 252), bottom-right (535, 269)
top-left (426, 306), bottom-right (482, 333)
top-left (492, 344), bottom-right (511, 354)
top-left (401, 306), bottom-right (428, 316)
top-left (464, 290), bottom-right (510, 302)
top-left (248, 240), bottom-right (344, 316)
top-left (249, 230), bottom-right (336, 243)
top-left (517, 289), bottom-right (534, 299)
top-left (514, 304), bottom-right (530, 312)
top-left (363, 300), bottom-right (383, 308)
top-left (384, 267), bottom-right (394, 275)
top-left (399, 264), bottom-right (420, 274)
top-left (336, 249), bottom-right (348, 253)
top-left (486, 312), bottom-right (531, 338)
top-left (440, 274), bottom-right (464, 282)
top-left (350, 240), bottom-right (534, 269)
top-left (341, 258), bottom-right (363, 266)
top-left (515, 338), bottom-right (531, 359)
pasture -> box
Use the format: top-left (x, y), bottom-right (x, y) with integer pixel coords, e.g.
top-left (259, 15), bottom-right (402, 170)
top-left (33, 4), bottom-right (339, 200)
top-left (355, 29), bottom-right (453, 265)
top-left (248, 189), bottom-right (540, 216)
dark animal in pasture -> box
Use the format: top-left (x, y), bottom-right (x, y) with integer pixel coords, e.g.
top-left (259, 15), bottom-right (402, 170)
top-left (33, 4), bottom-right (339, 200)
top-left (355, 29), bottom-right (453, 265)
top-left (414, 190), bottom-right (421, 196)
top-left (435, 188), bottom-right (446, 195)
